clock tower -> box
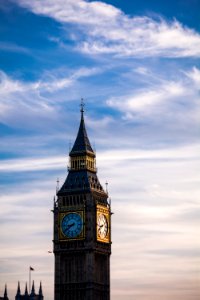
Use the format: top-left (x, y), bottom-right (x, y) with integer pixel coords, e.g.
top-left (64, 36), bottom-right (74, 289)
top-left (53, 104), bottom-right (111, 300)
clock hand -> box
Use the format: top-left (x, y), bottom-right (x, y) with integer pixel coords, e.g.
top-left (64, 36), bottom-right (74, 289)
top-left (64, 223), bottom-right (75, 233)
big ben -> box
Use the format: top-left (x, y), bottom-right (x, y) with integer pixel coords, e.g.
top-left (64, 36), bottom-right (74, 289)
top-left (53, 102), bottom-right (111, 300)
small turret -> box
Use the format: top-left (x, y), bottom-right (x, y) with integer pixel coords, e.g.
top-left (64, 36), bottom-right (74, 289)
top-left (15, 282), bottom-right (21, 300)
top-left (24, 283), bottom-right (28, 295)
top-left (24, 283), bottom-right (29, 299)
top-left (30, 281), bottom-right (35, 299)
top-left (4, 284), bottom-right (8, 300)
top-left (38, 282), bottom-right (43, 300)
top-left (1, 281), bottom-right (43, 300)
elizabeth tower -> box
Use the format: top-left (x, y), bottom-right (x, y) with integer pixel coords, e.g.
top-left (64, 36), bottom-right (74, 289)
top-left (53, 104), bottom-right (111, 300)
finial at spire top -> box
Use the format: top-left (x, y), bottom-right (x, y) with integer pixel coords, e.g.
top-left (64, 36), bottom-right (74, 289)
top-left (105, 181), bottom-right (108, 194)
top-left (80, 98), bottom-right (85, 115)
top-left (56, 178), bottom-right (59, 193)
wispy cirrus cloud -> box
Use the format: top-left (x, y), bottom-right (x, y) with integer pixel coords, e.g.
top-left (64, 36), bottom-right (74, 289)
top-left (108, 81), bottom-right (186, 114)
top-left (0, 41), bottom-right (30, 54)
top-left (0, 66), bottom-right (101, 128)
top-left (184, 66), bottom-right (200, 87)
top-left (0, 67), bottom-right (100, 95)
top-left (106, 68), bottom-right (200, 135)
top-left (15, 0), bottom-right (200, 58)
top-left (0, 156), bottom-right (64, 172)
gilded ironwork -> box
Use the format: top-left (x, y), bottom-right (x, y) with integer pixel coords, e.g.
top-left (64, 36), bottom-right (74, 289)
top-left (96, 204), bottom-right (110, 243)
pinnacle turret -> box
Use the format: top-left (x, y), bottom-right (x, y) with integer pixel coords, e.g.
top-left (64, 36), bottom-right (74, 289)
top-left (30, 281), bottom-right (35, 298)
top-left (4, 284), bottom-right (8, 300)
top-left (24, 283), bottom-right (28, 296)
top-left (15, 282), bottom-right (21, 300)
top-left (1, 281), bottom-right (43, 300)
top-left (39, 282), bottom-right (42, 296)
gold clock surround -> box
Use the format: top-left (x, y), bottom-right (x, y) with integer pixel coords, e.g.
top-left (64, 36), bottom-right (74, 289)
top-left (96, 204), bottom-right (110, 243)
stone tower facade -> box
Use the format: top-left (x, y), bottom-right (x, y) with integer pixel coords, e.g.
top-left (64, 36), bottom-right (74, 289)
top-left (53, 105), bottom-right (111, 300)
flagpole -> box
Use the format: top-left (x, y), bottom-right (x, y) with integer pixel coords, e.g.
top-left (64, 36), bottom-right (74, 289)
top-left (29, 267), bottom-right (31, 294)
top-left (29, 266), bottom-right (34, 294)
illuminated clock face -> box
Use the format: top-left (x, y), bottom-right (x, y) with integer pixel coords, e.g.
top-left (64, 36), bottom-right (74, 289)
top-left (61, 212), bottom-right (83, 238)
top-left (97, 213), bottom-right (108, 239)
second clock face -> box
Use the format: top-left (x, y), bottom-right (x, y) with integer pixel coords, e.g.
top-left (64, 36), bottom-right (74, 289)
top-left (97, 213), bottom-right (108, 239)
top-left (61, 212), bottom-right (83, 238)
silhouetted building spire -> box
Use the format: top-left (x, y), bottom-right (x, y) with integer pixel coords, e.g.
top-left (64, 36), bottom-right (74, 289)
top-left (38, 282), bottom-right (42, 296)
top-left (1, 281), bottom-right (43, 300)
top-left (24, 283), bottom-right (28, 296)
top-left (15, 282), bottom-right (21, 300)
top-left (17, 282), bottom-right (21, 295)
top-left (4, 284), bottom-right (8, 300)
top-left (38, 282), bottom-right (43, 300)
top-left (30, 281), bottom-right (35, 299)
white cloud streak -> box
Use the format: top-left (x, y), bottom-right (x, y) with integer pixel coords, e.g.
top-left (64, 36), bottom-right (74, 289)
top-left (106, 67), bottom-right (200, 137)
top-left (0, 156), bottom-right (65, 172)
top-left (1, 65), bottom-right (199, 146)
top-left (0, 67), bottom-right (99, 95)
top-left (0, 67), bottom-right (101, 127)
top-left (184, 66), bottom-right (200, 87)
top-left (15, 0), bottom-right (200, 58)
top-left (108, 81), bottom-right (185, 113)
top-left (0, 42), bottom-right (30, 54)
top-left (0, 143), bottom-right (199, 173)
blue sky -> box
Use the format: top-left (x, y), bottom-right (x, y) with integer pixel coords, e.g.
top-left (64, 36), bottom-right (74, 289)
top-left (0, 0), bottom-right (200, 299)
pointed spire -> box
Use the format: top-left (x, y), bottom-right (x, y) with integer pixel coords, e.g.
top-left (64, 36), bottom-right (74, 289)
top-left (16, 281), bottom-right (21, 296)
top-left (24, 282), bottom-right (28, 295)
top-left (39, 281), bottom-right (43, 296)
top-left (4, 284), bottom-right (7, 297)
top-left (70, 100), bottom-right (94, 156)
top-left (30, 280), bottom-right (35, 296)
top-left (4, 284), bottom-right (8, 299)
